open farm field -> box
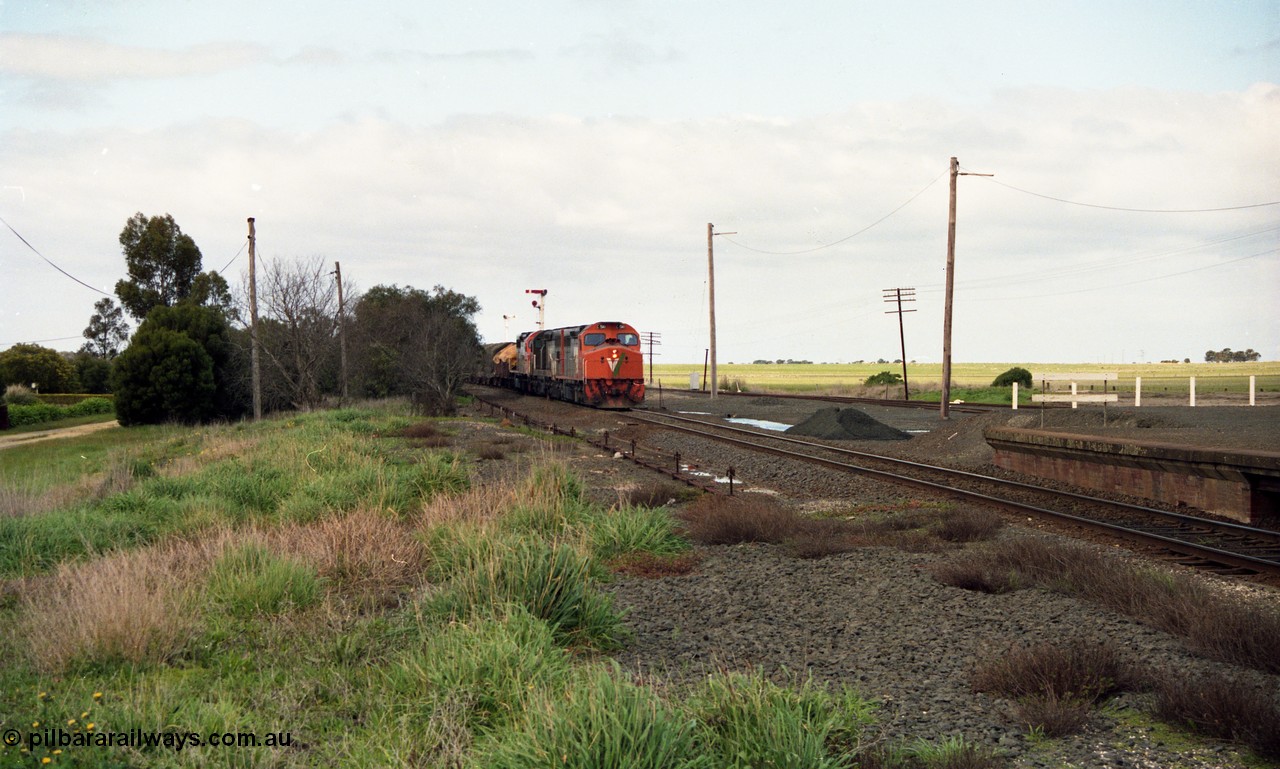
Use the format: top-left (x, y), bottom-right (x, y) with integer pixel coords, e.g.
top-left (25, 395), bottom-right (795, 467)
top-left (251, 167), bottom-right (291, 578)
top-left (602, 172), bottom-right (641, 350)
top-left (650, 361), bottom-right (1280, 399)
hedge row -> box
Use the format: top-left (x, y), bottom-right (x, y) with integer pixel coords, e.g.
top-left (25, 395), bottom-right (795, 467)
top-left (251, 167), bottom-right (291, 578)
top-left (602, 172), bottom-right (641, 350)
top-left (4, 398), bottom-right (115, 427)
top-left (36, 393), bottom-right (116, 406)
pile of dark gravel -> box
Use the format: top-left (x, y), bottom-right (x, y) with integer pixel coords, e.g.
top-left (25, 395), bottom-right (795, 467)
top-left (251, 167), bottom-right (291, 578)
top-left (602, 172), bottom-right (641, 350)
top-left (786, 407), bottom-right (912, 441)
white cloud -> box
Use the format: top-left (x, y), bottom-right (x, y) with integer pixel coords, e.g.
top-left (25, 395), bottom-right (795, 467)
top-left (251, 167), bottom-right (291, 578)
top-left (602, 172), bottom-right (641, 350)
top-left (0, 33), bottom-right (271, 81)
top-left (1, 85), bottom-right (1277, 362)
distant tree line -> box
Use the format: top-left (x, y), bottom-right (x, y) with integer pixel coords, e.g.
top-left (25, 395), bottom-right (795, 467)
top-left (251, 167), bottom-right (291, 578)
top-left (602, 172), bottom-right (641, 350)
top-left (1204, 348), bottom-right (1261, 363)
top-left (1, 212), bottom-right (482, 425)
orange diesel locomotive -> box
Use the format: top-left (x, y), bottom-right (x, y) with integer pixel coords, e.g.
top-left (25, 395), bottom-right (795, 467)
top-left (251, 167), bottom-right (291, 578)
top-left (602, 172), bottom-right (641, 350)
top-left (495, 321), bottom-right (645, 408)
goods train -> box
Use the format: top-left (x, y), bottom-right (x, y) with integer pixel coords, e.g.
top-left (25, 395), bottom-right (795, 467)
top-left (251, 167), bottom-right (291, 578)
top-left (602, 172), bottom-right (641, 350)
top-left (480, 321), bottom-right (646, 408)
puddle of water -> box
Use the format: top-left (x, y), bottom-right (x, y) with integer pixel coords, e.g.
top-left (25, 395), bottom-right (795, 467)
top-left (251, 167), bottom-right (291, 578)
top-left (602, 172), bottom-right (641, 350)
top-left (683, 467), bottom-right (735, 484)
top-left (905, 429), bottom-right (930, 434)
top-left (677, 410), bottom-right (713, 415)
top-left (726, 417), bottom-right (792, 431)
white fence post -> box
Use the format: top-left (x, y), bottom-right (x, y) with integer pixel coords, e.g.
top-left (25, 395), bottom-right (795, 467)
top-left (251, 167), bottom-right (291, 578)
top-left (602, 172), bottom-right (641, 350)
top-left (1250, 375), bottom-right (1256, 406)
top-left (1071, 381), bottom-right (1078, 409)
top-left (1134, 376), bottom-right (1142, 408)
top-left (1190, 376), bottom-right (1196, 407)
top-left (1012, 381), bottom-right (1018, 410)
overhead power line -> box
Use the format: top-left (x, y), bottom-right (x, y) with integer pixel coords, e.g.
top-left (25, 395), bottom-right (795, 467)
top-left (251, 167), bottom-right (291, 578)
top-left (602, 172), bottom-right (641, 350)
top-left (976, 174), bottom-right (1280, 213)
top-left (0, 213), bottom-right (110, 295)
top-left (219, 237), bottom-right (249, 273)
top-left (0, 334), bottom-right (83, 347)
top-left (722, 169), bottom-right (947, 255)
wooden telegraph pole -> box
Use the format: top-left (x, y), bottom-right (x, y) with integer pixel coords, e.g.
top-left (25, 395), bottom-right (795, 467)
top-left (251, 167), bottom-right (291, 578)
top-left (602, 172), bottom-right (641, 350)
top-left (247, 217), bottom-right (262, 421)
top-left (940, 157), bottom-right (991, 420)
top-left (641, 331), bottom-right (662, 383)
top-left (707, 223), bottom-right (717, 400)
top-left (706, 223), bottom-right (735, 401)
top-left (333, 261), bottom-right (348, 404)
top-left (883, 287), bottom-right (916, 400)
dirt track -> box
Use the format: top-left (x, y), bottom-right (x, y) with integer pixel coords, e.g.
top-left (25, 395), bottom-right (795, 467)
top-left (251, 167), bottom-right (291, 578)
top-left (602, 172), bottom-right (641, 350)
top-left (0, 420), bottom-right (120, 451)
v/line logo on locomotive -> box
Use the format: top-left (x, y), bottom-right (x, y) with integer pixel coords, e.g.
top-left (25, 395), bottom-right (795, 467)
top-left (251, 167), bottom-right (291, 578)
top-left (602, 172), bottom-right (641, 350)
top-left (480, 321), bottom-right (646, 409)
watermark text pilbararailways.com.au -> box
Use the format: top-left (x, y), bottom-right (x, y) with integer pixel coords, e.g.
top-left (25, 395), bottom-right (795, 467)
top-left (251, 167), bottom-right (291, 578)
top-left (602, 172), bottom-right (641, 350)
top-left (4, 727), bottom-right (293, 753)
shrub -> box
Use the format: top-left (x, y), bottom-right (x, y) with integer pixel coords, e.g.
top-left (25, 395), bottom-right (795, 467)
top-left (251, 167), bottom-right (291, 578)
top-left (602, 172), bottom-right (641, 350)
top-left (991, 367), bottom-right (1033, 388)
top-left (1152, 674), bottom-right (1280, 760)
top-left (932, 536), bottom-right (1280, 674)
top-left (3, 383), bottom-right (38, 405)
top-left (1011, 693), bottom-right (1094, 737)
top-left (5, 402), bottom-right (65, 427)
top-left (934, 508), bottom-right (1005, 543)
top-left (112, 327), bottom-right (216, 425)
top-left (677, 494), bottom-right (805, 545)
top-left (971, 638), bottom-right (1145, 704)
top-left (865, 371), bottom-right (902, 386)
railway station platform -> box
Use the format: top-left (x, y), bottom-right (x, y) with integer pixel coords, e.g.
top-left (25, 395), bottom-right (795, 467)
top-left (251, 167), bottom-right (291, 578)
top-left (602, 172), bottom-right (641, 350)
top-left (983, 427), bottom-right (1280, 526)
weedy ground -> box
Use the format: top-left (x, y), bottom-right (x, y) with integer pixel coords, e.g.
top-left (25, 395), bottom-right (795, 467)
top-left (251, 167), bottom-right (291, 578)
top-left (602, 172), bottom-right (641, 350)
top-left (0, 404), bottom-right (1005, 769)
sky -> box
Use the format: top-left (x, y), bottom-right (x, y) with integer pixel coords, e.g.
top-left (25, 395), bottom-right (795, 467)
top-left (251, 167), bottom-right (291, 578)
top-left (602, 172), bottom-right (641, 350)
top-left (1, 0), bottom-right (1277, 366)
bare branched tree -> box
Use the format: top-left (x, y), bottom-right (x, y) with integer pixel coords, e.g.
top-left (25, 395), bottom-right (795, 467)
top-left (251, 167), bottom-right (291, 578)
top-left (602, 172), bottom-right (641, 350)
top-left (253, 256), bottom-right (341, 410)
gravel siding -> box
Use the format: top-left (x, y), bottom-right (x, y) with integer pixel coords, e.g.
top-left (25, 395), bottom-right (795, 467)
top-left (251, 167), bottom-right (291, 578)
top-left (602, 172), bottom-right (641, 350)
top-left (464, 388), bottom-right (1280, 768)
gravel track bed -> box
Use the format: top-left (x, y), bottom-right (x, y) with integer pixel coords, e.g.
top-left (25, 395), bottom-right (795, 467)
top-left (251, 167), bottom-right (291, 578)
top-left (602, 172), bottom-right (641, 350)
top-left (463, 388), bottom-right (1280, 768)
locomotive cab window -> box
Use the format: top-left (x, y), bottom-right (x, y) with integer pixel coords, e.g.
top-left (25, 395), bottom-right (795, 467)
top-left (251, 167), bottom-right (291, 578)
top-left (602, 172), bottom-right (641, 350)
top-left (618, 333), bottom-right (639, 346)
top-left (582, 333), bottom-right (606, 347)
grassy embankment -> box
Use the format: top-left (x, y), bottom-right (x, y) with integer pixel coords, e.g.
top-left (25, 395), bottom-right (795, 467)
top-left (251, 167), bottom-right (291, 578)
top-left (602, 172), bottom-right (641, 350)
top-left (2, 404), bottom-right (1006, 769)
top-left (650, 361), bottom-right (1280, 405)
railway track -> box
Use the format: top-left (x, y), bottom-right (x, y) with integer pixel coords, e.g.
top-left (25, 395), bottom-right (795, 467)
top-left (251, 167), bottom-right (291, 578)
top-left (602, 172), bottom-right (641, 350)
top-left (627, 410), bottom-right (1280, 578)
top-left (659, 387), bottom-right (1010, 414)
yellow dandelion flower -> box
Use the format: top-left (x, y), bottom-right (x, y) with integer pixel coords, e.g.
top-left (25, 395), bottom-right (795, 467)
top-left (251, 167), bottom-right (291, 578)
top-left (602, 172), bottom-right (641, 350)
top-left (66, 719), bottom-right (75, 725)
top-left (37, 692), bottom-right (47, 699)
top-left (53, 750), bottom-right (62, 755)
top-left (31, 721), bottom-right (39, 728)
top-left (42, 759), bottom-right (51, 765)
top-left (80, 712), bottom-right (89, 718)
top-left (93, 692), bottom-right (102, 699)
top-left (86, 724), bottom-right (95, 731)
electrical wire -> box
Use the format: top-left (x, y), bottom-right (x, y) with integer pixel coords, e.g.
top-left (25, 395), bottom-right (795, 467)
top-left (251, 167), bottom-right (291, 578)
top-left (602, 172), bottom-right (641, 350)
top-left (969, 248), bottom-right (1274, 302)
top-left (1, 213), bottom-right (110, 295)
top-left (915, 223), bottom-right (1280, 294)
top-left (219, 238), bottom-right (249, 273)
top-left (972, 173), bottom-right (1280, 213)
top-left (721, 169), bottom-right (947, 255)
top-left (0, 334), bottom-right (83, 346)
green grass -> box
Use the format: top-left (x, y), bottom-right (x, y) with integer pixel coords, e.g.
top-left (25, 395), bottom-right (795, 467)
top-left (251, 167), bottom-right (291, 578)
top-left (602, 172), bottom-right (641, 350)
top-left (0, 409), bottom-right (470, 578)
top-left (206, 543), bottom-right (323, 617)
top-left (652, 361), bottom-right (1280, 395)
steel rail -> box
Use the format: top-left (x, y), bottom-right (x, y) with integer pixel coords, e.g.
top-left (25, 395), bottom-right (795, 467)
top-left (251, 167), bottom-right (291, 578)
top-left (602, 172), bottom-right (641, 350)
top-left (671, 388), bottom-right (1006, 413)
top-left (629, 411), bottom-right (1280, 575)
